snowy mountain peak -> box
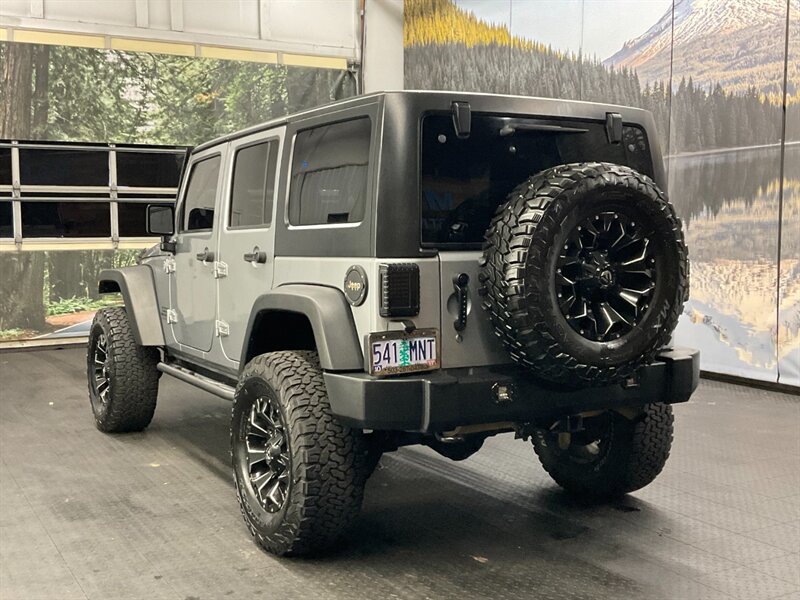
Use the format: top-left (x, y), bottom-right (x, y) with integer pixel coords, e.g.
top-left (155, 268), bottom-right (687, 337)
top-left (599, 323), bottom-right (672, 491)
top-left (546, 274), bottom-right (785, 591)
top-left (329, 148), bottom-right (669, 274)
top-left (604, 0), bottom-right (794, 93)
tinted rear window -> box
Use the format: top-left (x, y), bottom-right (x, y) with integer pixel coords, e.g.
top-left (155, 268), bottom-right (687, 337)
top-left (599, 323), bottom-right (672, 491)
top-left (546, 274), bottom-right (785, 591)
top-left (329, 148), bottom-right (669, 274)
top-left (420, 113), bottom-right (653, 247)
top-left (288, 118), bottom-right (371, 226)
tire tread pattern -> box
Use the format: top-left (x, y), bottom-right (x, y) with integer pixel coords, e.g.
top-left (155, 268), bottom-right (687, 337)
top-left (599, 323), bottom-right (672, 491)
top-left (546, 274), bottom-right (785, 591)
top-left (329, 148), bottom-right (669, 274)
top-left (233, 350), bottom-right (368, 556)
top-left (533, 403), bottom-right (674, 498)
top-left (480, 162), bottom-right (689, 385)
top-left (87, 307), bottom-right (159, 433)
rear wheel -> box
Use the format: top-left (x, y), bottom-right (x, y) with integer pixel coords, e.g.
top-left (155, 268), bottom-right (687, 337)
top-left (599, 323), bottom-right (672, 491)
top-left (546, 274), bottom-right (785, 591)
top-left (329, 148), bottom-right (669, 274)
top-left (532, 403), bottom-right (674, 499)
top-left (231, 350), bottom-right (368, 556)
top-left (86, 307), bottom-right (160, 433)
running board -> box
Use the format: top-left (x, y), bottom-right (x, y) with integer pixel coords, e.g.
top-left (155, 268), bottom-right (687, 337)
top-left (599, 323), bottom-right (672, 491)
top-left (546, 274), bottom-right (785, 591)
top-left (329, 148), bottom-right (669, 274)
top-left (157, 362), bottom-right (235, 401)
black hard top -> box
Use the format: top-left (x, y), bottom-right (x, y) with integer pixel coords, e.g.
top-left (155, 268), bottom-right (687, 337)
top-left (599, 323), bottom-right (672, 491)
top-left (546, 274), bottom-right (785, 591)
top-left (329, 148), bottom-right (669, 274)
top-left (192, 90), bottom-right (655, 154)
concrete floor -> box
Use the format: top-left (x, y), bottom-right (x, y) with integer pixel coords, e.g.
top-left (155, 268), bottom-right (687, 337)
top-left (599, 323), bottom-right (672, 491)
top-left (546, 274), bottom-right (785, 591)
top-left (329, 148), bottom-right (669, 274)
top-left (0, 348), bottom-right (798, 600)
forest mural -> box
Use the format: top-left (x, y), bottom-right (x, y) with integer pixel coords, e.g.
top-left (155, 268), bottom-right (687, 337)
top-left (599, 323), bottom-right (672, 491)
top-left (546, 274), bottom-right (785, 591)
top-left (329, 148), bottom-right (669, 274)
top-left (0, 41), bottom-right (355, 342)
top-left (405, 0), bottom-right (799, 385)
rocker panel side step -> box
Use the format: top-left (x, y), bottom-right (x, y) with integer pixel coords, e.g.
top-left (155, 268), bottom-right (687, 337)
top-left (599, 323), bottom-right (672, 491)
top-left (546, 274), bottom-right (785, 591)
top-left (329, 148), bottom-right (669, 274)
top-left (157, 362), bottom-right (235, 401)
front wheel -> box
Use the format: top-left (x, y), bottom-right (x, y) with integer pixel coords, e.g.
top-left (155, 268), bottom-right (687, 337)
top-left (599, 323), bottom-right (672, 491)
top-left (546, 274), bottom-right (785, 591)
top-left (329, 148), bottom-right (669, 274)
top-left (231, 350), bottom-right (368, 556)
top-left (532, 403), bottom-right (674, 499)
top-left (87, 307), bottom-right (160, 433)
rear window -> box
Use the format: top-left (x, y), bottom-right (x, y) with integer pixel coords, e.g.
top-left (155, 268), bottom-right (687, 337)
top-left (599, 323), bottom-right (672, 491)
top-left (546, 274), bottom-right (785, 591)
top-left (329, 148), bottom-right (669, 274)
top-left (420, 113), bottom-right (653, 248)
top-left (288, 118), bottom-right (371, 226)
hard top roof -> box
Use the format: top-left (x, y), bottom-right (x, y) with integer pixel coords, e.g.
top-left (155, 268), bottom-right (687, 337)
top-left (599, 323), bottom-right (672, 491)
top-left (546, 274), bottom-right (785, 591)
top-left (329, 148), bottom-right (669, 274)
top-left (192, 90), bottom-right (651, 154)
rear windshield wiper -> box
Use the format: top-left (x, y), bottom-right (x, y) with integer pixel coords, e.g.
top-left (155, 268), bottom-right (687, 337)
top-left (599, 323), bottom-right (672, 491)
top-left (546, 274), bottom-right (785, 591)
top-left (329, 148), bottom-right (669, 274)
top-left (499, 119), bottom-right (589, 137)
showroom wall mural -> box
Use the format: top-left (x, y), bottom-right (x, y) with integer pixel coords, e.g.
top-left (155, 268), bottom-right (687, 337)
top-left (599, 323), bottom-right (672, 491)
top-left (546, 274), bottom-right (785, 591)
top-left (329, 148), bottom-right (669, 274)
top-left (0, 41), bottom-right (355, 343)
top-left (405, 0), bottom-right (799, 385)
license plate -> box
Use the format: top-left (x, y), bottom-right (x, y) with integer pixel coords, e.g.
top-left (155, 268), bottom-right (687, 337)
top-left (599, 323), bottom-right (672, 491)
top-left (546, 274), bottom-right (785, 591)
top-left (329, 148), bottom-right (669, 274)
top-left (368, 328), bottom-right (440, 376)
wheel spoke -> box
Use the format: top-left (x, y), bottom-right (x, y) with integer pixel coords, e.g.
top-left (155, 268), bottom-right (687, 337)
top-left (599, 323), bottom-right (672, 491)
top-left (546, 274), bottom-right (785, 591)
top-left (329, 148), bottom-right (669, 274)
top-left (247, 443), bottom-right (267, 467)
top-left (596, 301), bottom-right (629, 338)
top-left (619, 238), bottom-right (650, 266)
top-left (251, 469), bottom-right (276, 493)
top-left (610, 221), bottom-right (627, 249)
top-left (243, 395), bottom-right (290, 513)
top-left (248, 411), bottom-right (271, 438)
top-left (265, 479), bottom-right (285, 509)
top-left (617, 286), bottom-right (652, 308)
top-left (558, 293), bottom-right (576, 314)
top-left (555, 272), bottom-right (575, 287)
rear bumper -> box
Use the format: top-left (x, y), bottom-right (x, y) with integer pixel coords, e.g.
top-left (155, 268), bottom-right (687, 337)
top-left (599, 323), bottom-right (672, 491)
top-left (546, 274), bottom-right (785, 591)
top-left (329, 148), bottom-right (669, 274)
top-left (324, 347), bottom-right (700, 432)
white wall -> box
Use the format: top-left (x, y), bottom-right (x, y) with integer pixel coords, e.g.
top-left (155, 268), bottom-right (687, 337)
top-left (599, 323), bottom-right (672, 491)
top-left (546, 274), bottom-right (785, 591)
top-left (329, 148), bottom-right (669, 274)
top-left (0, 0), bottom-right (359, 58)
top-left (362, 0), bottom-right (404, 92)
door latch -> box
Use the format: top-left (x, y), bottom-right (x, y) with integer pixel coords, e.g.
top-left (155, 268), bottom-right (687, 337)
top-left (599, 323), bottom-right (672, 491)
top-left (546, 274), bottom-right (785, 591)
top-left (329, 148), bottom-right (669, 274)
top-left (453, 272), bottom-right (469, 339)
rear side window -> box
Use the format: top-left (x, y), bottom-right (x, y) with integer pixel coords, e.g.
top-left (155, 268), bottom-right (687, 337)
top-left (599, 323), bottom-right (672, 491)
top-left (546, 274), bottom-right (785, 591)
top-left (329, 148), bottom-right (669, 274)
top-left (230, 140), bottom-right (279, 228)
top-left (182, 155), bottom-right (221, 232)
top-left (420, 113), bottom-right (653, 248)
top-left (288, 118), bottom-right (371, 226)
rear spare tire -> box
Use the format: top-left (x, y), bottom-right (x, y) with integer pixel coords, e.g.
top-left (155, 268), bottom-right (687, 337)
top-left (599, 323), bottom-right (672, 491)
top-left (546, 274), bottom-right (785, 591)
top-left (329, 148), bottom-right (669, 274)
top-left (480, 162), bottom-right (688, 386)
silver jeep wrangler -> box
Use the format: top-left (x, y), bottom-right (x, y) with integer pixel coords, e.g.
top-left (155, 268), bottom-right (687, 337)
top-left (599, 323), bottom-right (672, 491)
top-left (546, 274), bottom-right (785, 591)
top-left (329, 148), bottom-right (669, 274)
top-left (88, 91), bottom-right (698, 556)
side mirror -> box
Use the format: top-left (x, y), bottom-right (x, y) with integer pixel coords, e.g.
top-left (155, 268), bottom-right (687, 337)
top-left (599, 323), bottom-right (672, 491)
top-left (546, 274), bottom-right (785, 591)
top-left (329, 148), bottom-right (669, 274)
top-left (146, 204), bottom-right (176, 253)
top-left (147, 204), bottom-right (175, 236)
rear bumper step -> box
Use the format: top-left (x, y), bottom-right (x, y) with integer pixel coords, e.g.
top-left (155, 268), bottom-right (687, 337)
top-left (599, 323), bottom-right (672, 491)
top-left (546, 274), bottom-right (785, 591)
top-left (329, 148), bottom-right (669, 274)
top-left (324, 347), bottom-right (700, 432)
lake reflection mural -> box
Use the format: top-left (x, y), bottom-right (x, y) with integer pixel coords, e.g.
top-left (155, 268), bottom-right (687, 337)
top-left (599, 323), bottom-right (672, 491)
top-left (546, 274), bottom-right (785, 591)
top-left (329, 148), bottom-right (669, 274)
top-left (404, 0), bottom-right (799, 384)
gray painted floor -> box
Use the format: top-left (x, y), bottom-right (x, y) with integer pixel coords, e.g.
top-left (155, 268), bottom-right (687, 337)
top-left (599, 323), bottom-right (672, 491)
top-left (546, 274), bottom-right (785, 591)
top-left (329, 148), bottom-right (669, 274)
top-left (0, 348), bottom-right (798, 600)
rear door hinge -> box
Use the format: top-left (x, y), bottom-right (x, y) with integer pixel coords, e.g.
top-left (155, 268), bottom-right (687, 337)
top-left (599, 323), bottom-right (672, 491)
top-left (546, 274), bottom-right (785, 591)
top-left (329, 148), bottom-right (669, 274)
top-left (165, 308), bottom-right (178, 324)
top-left (213, 261), bottom-right (228, 279)
top-left (215, 320), bottom-right (230, 337)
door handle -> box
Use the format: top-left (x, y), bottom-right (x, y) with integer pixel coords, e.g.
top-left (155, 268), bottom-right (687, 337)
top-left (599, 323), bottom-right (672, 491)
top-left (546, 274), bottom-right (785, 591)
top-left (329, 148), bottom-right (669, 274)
top-left (196, 248), bottom-right (215, 262)
top-left (243, 248), bottom-right (267, 264)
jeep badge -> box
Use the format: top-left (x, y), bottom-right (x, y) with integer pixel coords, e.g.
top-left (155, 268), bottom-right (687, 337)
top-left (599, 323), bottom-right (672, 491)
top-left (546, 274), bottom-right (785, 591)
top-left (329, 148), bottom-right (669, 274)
top-left (344, 265), bottom-right (368, 306)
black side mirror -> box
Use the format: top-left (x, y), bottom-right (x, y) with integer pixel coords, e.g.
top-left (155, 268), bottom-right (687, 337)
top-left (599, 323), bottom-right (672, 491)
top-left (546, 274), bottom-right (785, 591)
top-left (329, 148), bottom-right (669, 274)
top-left (146, 204), bottom-right (176, 253)
top-left (147, 204), bottom-right (175, 236)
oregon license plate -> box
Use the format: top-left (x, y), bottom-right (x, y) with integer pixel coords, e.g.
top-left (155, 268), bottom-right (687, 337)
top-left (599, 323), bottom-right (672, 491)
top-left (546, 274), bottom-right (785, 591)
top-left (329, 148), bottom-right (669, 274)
top-left (368, 328), bottom-right (440, 376)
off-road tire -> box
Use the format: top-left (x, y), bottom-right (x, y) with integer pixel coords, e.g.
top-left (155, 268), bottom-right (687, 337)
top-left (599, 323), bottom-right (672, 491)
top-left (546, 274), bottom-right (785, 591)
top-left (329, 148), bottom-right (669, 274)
top-left (231, 350), bottom-right (368, 556)
top-left (532, 403), bottom-right (674, 498)
top-left (480, 162), bottom-right (689, 386)
top-left (86, 307), bottom-right (160, 433)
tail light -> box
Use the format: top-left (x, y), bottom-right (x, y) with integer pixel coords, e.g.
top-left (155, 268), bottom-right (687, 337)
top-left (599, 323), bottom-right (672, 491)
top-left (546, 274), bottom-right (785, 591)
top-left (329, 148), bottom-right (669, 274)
top-left (379, 263), bottom-right (420, 318)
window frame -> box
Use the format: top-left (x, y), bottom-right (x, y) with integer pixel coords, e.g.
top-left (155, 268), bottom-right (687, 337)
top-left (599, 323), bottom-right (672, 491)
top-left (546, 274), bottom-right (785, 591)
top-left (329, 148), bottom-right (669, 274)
top-left (178, 152), bottom-right (223, 235)
top-left (226, 136), bottom-right (280, 232)
top-left (285, 115), bottom-right (373, 230)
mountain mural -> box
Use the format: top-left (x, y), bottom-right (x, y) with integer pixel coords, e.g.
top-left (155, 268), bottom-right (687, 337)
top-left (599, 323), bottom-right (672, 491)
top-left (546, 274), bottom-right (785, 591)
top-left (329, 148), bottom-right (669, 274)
top-left (605, 0), bottom-right (798, 97)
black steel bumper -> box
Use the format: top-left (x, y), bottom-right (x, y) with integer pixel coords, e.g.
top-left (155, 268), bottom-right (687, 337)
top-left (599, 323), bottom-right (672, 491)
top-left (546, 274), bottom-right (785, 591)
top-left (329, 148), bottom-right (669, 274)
top-left (324, 347), bottom-right (700, 432)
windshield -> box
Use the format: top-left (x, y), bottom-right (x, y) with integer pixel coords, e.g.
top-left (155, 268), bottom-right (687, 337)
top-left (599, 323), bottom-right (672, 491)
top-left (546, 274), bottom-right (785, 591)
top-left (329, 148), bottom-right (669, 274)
top-left (420, 113), bottom-right (653, 248)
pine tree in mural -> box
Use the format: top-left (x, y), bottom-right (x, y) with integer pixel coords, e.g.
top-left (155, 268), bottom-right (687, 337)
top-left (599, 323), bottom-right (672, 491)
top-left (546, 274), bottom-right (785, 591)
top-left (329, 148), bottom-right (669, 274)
top-left (404, 0), bottom-right (792, 155)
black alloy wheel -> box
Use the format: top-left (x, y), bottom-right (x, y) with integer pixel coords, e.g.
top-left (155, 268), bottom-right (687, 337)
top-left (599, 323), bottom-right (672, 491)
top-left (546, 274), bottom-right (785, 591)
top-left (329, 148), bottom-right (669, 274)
top-left (555, 211), bottom-right (657, 342)
top-left (244, 395), bottom-right (290, 514)
top-left (90, 332), bottom-right (111, 413)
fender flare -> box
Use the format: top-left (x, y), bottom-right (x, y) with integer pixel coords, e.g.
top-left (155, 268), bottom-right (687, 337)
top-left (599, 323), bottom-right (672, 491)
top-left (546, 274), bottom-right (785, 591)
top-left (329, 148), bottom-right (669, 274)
top-left (98, 266), bottom-right (165, 346)
top-left (241, 285), bottom-right (363, 372)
